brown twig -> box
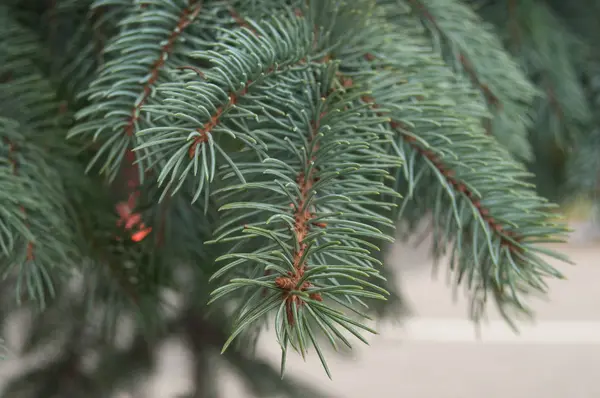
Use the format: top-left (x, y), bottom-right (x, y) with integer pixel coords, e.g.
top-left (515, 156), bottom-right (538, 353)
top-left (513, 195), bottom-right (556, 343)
top-left (358, 52), bottom-right (523, 253)
top-left (188, 81), bottom-right (250, 158)
top-left (116, 3), bottom-right (204, 242)
top-left (123, 1), bottom-right (203, 137)
top-left (188, 7), bottom-right (331, 159)
top-left (270, 102), bottom-right (328, 325)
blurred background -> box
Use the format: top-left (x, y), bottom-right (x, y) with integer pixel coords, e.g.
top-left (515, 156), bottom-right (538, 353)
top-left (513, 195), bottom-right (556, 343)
top-left (2, 213), bottom-right (599, 398)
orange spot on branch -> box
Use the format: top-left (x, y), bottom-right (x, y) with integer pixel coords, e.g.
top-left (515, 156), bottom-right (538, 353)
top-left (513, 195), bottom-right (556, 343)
top-left (26, 242), bottom-right (35, 261)
top-left (131, 226), bottom-right (152, 242)
top-left (115, 150), bottom-right (152, 242)
top-left (115, 194), bottom-right (153, 242)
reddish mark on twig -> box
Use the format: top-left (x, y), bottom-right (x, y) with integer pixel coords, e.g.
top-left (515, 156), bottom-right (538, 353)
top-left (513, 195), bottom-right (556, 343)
top-left (115, 150), bottom-right (152, 242)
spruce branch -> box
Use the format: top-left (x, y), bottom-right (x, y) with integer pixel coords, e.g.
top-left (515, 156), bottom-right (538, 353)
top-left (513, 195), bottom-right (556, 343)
top-left (468, 0), bottom-right (594, 200)
top-left (0, 11), bottom-right (82, 308)
top-left (360, 16), bottom-right (571, 323)
top-left (443, 0), bottom-right (591, 150)
top-left (136, 13), bottom-right (317, 202)
top-left (208, 61), bottom-right (398, 378)
top-left (0, 119), bottom-right (77, 309)
top-left (0, 0), bottom-right (585, 384)
top-left (68, 0), bottom-right (212, 181)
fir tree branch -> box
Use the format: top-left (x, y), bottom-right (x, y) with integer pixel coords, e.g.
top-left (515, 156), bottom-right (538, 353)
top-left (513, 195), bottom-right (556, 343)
top-left (467, 0), bottom-right (593, 201)
top-left (208, 61), bottom-right (398, 377)
top-left (68, 0), bottom-right (213, 181)
top-left (136, 14), bottom-right (318, 201)
top-left (467, 0), bottom-right (591, 147)
top-left (0, 119), bottom-right (77, 309)
top-left (358, 14), bottom-right (571, 322)
top-left (0, 0), bottom-right (586, 383)
top-left (0, 10), bottom-right (82, 308)
top-left (407, 0), bottom-right (501, 108)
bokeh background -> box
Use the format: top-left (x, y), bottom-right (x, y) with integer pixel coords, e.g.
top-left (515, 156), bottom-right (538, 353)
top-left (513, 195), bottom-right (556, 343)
top-left (3, 212), bottom-right (598, 398)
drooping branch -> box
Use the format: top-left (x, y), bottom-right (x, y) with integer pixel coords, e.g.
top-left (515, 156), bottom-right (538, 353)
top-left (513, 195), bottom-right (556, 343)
top-left (391, 124), bottom-right (523, 252)
top-left (400, 0), bottom-right (538, 160)
top-left (354, 47), bottom-right (525, 253)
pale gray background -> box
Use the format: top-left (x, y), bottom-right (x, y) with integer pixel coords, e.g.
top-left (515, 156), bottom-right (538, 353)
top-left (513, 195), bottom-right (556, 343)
top-left (1, 221), bottom-right (599, 397)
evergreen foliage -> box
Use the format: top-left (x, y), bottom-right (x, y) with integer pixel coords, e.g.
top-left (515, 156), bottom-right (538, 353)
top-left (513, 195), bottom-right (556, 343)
top-left (1, 0), bottom-right (596, 395)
